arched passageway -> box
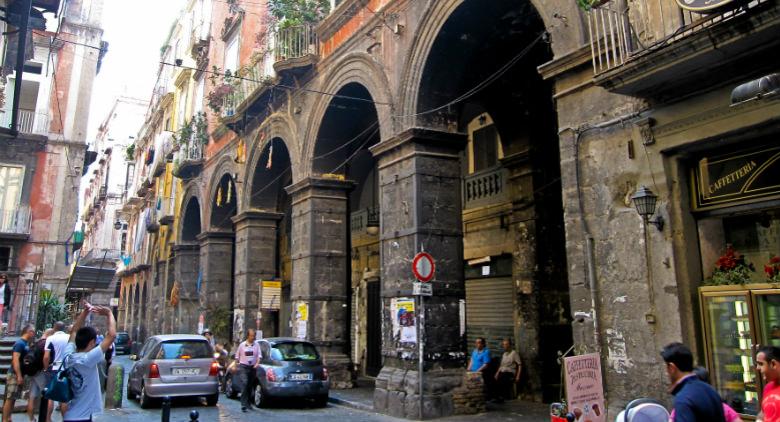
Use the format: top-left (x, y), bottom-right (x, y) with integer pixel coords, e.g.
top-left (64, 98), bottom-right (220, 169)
top-left (174, 196), bottom-right (203, 334)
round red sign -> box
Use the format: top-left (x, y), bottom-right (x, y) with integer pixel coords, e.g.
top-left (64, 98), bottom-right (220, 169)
top-left (412, 252), bottom-right (435, 282)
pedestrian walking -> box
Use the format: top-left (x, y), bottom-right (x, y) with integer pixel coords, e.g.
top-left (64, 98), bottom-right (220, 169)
top-left (756, 345), bottom-right (780, 422)
top-left (0, 274), bottom-right (12, 330)
top-left (493, 338), bottom-right (521, 402)
top-left (202, 329), bottom-right (215, 348)
top-left (27, 328), bottom-right (54, 421)
top-left (44, 321), bottom-right (70, 421)
top-left (234, 328), bottom-right (261, 412)
top-left (61, 302), bottom-right (117, 422)
top-left (661, 342), bottom-right (725, 422)
top-left (2, 323), bottom-right (34, 422)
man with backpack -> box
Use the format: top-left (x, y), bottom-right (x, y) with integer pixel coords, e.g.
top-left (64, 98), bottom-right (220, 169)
top-left (44, 321), bottom-right (70, 421)
top-left (27, 329), bottom-right (54, 422)
top-left (2, 323), bottom-right (35, 422)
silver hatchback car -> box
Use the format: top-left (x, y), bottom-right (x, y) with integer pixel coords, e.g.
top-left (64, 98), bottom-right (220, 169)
top-left (127, 334), bottom-right (219, 408)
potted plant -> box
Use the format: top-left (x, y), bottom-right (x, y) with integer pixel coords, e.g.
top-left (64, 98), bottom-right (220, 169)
top-left (704, 244), bottom-right (756, 286)
top-left (765, 255), bottom-right (780, 283)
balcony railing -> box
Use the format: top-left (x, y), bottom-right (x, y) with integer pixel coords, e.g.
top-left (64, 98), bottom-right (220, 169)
top-left (463, 166), bottom-right (509, 209)
top-left (0, 206), bottom-right (32, 237)
top-left (350, 206), bottom-right (379, 234)
top-left (157, 196), bottom-right (175, 225)
top-left (152, 131), bottom-right (175, 177)
top-left (221, 62), bottom-right (274, 120)
top-left (173, 139), bottom-right (204, 179)
top-left (273, 24), bottom-right (319, 70)
top-left (0, 109), bottom-right (49, 135)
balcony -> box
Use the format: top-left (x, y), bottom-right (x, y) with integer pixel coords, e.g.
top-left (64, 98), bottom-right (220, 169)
top-left (350, 206), bottom-right (379, 235)
top-left (98, 186), bottom-right (107, 201)
top-left (273, 24), bottom-right (319, 75)
top-left (0, 109), bottom-right (48, 135)
top-left (220, 62), bottom-right (275, 132)
top-left (173, 140), bottom-right (204, 180)
top-left (463, 166), bottom-right (509, 210)
top-left (145, 207), bottom-right (160, 234)
top-left (157, 197), bottom-right (175, 226)
top-left (0, 206), bottom-right (31, 239)
top-left (587, 0), bottom-right (780, 98)
top-left (151, 131), bottom-right (175, 177)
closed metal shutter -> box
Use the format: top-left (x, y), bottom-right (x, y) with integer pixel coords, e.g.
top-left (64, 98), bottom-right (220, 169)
top-left (465, 277), bottom-right (515, 353)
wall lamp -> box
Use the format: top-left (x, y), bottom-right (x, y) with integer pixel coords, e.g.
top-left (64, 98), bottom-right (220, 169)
top-left (731, 73), bottom-right (780, 106)
top-left (631, 186), bottom-right (664, 231)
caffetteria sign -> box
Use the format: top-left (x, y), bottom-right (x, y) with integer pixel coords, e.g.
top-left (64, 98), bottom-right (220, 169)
top-left (691, 143), bottom-right (780, 210)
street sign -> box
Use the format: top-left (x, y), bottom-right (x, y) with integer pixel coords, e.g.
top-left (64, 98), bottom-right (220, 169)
top-left (413, 282), bottom-right (432, 296)
top-left (412, 252), bottom-right (435, 282)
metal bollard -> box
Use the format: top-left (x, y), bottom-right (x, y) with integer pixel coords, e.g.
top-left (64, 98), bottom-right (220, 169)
top-left (38, 388), bottom-right (49, 422)
top-left (189, 410), bottom-right (199, 421)
top-left (161, 396), bottom-right (172, 422)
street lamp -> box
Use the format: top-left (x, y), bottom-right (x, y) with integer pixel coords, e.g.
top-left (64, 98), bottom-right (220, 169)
top-left (631, 186), bottom-right (664, 231)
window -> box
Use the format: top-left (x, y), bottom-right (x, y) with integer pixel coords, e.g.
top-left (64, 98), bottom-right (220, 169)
top-left (224, 34), bottom-right (239, 75)
top-left (472, 125), bottom-right (499, 172)
top-left (0, 246), bottom-right (11, 271)
top-left (155, 340), bottom-right (211, 359)
top-left (0, 165), bottom-right (24, 211)
top-left (194, 78), bottom-right (205, 113)
top-left (124, 163), bottom-right (135, 192)
top-left (271, 342), bottom-right (320, 361)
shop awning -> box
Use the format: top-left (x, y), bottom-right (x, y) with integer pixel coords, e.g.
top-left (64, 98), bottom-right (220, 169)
top-left (68, 265), bottom-right (115, 290)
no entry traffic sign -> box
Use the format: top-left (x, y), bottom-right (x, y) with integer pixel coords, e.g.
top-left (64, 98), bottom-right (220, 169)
top-left (412, 252), bottom-right (435, 282)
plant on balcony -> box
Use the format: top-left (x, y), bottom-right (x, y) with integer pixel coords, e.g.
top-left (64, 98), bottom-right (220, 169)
top-left (194, 112), bottom-right (209, 145)
top-left (703, 244), bottom-right (756, 286)
top-left (174, 118), bottom-right (194, 148)
top-left (125, 144), bottom-right (135, 161)
top-left (268, 0), bottom-right (330, 27)
top-left (765, 255), bottom-right (780, 283)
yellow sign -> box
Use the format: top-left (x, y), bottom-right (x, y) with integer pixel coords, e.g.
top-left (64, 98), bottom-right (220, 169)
top-left (260, 280), bottom-right (282, 310)
top-left (262, 281), bottom-right (282, 289)
top-left (296, 302), bottom-right (309, 322)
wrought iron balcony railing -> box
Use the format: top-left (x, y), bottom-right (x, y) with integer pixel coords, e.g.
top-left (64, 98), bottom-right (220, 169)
top-left (350, 206), bottom-right (380, 234)
top-left (274, 24), bottom-right (319, 65)
top-left (0, 206), bottom-right (32, 237)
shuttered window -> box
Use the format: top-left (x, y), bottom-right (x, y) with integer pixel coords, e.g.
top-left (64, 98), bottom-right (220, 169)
top-left (465, 277), bottom-right (514, 354)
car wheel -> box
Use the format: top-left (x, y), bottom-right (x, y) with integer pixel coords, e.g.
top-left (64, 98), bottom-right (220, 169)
top-left (225, 375), bottom-right (237, 399)
top-left (139, 383), bottom-right (154, 409)
top-left (314, 394), bottom-right (328, 408)
top-left (126, 381), bottom-right (135, 400)
top-left (205, 393), bottom-right (219, 406)
top-left (253, 384), bottom-right (267, 408)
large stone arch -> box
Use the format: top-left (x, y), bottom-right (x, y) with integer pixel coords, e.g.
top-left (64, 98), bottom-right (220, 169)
top-left (397, 0), bottom-right (585, 121)
top-left (301, 52), bottom-right (395, 176)
top-left (242, 114), bottom-right (299, 210)
top-left (204, 155), bottom-right (241, 231)
top-left (178, 181), bottom-right (204, 244)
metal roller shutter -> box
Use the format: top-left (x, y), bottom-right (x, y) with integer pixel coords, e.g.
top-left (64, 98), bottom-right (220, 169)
top-left (465, 277), bottom-right (515, 353)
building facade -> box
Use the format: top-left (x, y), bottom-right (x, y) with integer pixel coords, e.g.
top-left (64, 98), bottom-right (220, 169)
top-left (117, 0), bottom-right (780, 419)
top-left (0, 0), bottom-right (104, 332)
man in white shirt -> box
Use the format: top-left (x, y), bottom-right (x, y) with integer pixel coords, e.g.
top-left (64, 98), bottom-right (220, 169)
top-left (44, 321), bottom-right (70, 421)
top-left (62, 302), bottom-right (116, 422)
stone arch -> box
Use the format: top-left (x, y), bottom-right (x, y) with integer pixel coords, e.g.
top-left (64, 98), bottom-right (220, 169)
top-left (243, 115), bottom-right (298, 210)
top-left (301, 52), bottom-right (395, 176)
top-left (178, 182), bottom-right (204, 244)
top-left (397, 0), bottom-right (585, 121)
top-left (204, 155), bottom-right (241, 230)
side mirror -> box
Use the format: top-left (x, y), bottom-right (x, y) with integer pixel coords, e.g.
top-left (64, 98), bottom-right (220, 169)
top-left (129, 354), bottom-right (137, 361)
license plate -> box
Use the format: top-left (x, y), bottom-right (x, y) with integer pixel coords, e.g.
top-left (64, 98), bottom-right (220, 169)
top-left (289, 373), bottom-right (312, 381)
top-left (172, 368), bottom-right (200, 376)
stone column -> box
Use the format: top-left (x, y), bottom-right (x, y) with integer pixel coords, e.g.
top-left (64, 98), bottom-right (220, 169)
top-left (197, 231), bottom-right (235, 340)
top-left (232, 211), bottom-right (283, 343)
top-left (369, 128), bottom-right (467, 419)
top-left (286, 177), bottom-right (354, 388)
top-left (172, 243), bottom-right (200, 334)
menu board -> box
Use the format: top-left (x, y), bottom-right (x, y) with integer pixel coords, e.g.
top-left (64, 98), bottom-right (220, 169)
top-left (564, 353), bottom-right (606, 422)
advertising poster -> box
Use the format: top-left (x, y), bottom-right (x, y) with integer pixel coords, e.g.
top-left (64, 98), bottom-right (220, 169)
top-left (564, 353), bottom-right (606, 422)
top-left (391, 297), bottom-right (417, 344)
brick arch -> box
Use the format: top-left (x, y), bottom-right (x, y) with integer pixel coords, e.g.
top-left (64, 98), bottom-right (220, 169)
top-left (301, 52), bottom-right (395, 177)
top-left (242, 115), bottom-right (299, 211)
top-left (397, 0), bottom-right (585, 122)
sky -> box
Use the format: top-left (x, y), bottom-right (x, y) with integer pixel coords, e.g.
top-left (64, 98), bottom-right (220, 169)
top-left (86, 0), bottom-right (187, 141)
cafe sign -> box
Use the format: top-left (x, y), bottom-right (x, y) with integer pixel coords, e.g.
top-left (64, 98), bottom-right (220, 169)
top-left (692, 144), bottom-right (780, 211)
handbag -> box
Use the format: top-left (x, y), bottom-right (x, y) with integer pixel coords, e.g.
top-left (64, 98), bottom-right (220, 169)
top-left (44, 357), bottom-right (73, 403)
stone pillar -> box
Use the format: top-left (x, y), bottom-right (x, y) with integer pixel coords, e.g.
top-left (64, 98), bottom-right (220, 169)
top-left (286, 177), bottom-right (354, 388)
top-left (172, 243), bottom-right (200, 334)
top-left (197, 231), bottom-right (235, 340)
top-left (369, 128), bottom-right (468, 419)
top-left (232, 211), bottom-right (283, 343)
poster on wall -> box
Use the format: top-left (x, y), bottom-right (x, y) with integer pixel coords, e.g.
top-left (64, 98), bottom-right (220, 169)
top-left (564, 353), bottom-right (606, 422)
top-left (391, 297), bottom-right (417, 344)
top-left (294, 302), bottom-right (309, 339)
top-left (260, 280), bottom-right (282, 310)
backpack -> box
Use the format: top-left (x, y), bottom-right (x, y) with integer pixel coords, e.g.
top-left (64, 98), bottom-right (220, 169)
top-left (21, 338), bottom-right (45, 376)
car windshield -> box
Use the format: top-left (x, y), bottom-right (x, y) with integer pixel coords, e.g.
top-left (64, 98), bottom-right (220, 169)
top-left (116, 334), bottom-right (129, 342)
top-left (155, 340), bottom-right (211, 359)
top-left (271, 342), bottom-right (319, 361)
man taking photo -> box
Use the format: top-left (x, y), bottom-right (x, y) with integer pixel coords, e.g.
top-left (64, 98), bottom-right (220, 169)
top-left (62, 302), bottom-right (116, 422)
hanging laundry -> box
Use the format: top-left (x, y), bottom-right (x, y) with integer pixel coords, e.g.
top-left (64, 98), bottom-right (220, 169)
top-left (227, 180), bottom-right (232, 204)
top-left (266, 142), bottom-right (273, 169)
top-left (216, 186), bottom-right (223, 206)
